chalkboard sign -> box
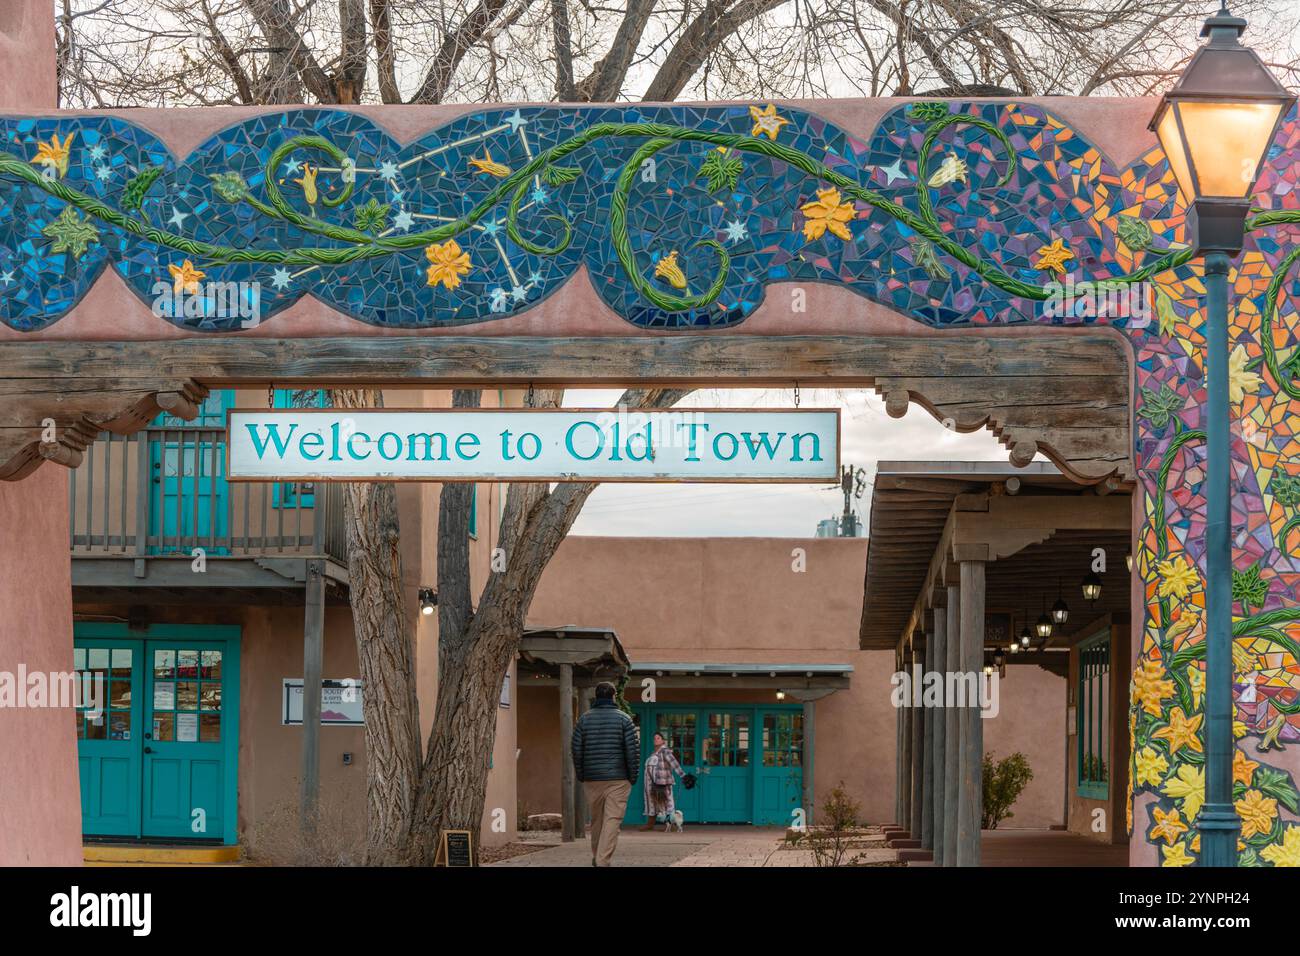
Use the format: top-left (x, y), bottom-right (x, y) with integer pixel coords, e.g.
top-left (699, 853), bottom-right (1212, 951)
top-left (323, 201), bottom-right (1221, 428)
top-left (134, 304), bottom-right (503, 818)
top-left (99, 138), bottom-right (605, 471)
top-left (436, 829), bottom-right (474, 867)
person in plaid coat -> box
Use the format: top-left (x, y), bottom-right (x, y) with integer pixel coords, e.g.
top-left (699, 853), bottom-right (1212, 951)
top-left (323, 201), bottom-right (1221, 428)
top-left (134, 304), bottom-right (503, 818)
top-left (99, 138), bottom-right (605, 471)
top-left (640, 731), bottom-right (686, 830)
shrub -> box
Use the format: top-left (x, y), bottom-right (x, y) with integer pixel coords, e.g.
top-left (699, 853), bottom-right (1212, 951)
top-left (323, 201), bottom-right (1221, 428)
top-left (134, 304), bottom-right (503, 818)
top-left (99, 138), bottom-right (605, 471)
top-left (982, 751), bottom-right (1033, 830)
top-left (245, 792), bottom-right (366, 866)
top-left (803, 782), bottom-right (865, 867)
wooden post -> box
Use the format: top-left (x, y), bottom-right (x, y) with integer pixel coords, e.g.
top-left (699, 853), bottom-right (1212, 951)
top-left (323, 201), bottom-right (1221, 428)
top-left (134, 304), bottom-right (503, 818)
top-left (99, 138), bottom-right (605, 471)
top-left (909, 644), bottom-right (925, 839)
top-left (894, 680), bottom-right (904, 826)
top-left (943, 582), bottom-right (960, 866)
top-left (931, 606), bottom-right (947, 865)
top-left (801, 697), bottom-right (815, 825)
top-left (559, 663), bottom-right (575, 843)
top-left (899, 652), bottom-right (913, 833)
top-left (920, 631), bottom-right (935, 850)
top-left (133, 432), bottom-right (150, 577)
top-left (575, 686), bottom-right (592, 838)
top-left (301, 559), bottom-right (325, 834)
top-left (957, 559), bottom-right (985, 867)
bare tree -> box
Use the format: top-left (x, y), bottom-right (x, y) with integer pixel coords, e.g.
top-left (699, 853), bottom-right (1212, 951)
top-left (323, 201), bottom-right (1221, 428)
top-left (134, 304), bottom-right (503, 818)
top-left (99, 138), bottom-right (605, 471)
top-left (59, 0), bottom-right (1300, 107)
top-left (56, 0), bottom-right (1300, 864)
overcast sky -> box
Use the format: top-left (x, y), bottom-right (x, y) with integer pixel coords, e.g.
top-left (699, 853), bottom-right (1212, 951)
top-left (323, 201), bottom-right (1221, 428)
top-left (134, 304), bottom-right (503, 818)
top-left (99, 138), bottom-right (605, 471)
top-left (563, 388), bottom-right (1012, 537)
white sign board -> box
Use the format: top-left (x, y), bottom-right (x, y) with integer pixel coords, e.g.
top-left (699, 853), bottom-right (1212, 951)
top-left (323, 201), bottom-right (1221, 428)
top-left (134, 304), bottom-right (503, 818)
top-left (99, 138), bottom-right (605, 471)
top-left (227, 408), bottom-right (839, 483)
top-left (282, 679), bottom-right (365, 726)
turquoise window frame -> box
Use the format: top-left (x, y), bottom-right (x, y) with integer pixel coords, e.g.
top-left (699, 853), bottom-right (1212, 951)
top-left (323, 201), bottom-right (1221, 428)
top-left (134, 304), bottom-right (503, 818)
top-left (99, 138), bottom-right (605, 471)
top-left (271, 389), bottom-right (328, 508)
top-left (468, 484), bottom-right (478, 539)
top-left (1076, 631), bottom-right (1111, 800)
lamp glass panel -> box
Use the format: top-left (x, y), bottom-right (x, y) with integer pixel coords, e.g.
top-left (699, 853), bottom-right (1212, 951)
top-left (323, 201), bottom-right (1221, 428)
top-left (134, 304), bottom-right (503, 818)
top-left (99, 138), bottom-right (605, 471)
top-left (1157, 106), bottom-right (1198, 203)
top-left (1177, 100), bottom-right (1284, 197)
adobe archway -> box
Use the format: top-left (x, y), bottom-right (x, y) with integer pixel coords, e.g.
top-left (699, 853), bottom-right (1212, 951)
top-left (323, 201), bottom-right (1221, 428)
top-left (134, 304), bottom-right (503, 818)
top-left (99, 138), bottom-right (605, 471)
top-left (0, 51), bottom-right (1297, 868)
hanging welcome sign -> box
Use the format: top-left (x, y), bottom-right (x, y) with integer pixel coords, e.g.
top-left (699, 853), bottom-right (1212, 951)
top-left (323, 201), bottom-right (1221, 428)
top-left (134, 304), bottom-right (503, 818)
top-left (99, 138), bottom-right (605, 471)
top-left (226, 408), bottom-right (839, 482)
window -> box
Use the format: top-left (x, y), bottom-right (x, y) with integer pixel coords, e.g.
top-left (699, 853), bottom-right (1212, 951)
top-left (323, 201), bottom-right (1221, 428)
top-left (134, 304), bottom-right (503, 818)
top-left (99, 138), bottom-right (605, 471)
top-left (761, 712), bottom-right (804, 767)
top-left (272, 389), bottom-right (329, 508)
top-left (1076, 633), bottom-right (1110, 799)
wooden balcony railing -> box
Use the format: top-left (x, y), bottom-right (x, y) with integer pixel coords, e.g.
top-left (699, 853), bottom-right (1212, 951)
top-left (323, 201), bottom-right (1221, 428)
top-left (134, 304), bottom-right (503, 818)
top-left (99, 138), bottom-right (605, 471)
top-left (69, 427), bottom-right (347, 563)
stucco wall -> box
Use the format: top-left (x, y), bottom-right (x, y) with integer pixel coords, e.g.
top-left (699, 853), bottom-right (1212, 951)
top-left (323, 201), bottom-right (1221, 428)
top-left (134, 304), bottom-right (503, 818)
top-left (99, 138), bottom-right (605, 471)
top-left (0, 471), bottom-right (83, 865)
top-left (523, 535), bottom-right (1065, 828)
top-left (0, 0), bottom-right (82, 869)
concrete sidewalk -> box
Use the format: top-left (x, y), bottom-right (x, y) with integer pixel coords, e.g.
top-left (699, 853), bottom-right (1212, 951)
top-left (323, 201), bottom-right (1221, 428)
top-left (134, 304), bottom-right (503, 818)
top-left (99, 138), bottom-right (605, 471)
top-left (490, 825), bottom-right (899, 867)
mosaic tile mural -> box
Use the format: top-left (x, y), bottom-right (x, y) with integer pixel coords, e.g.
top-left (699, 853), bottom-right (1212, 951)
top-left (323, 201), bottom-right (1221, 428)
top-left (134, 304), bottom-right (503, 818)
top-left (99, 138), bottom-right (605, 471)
top-left (3, 101), bottom-right (1300, 865)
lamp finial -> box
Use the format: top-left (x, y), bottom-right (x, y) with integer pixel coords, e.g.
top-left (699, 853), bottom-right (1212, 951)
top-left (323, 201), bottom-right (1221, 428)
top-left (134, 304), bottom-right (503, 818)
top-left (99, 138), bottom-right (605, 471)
top-left (1202, 3), bottom-right (1247, 41)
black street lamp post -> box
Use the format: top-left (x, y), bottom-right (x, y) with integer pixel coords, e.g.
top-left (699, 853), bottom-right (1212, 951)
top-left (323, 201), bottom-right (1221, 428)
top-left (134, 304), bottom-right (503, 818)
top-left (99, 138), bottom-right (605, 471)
top-left (1149, 3), bottom-right (1295, 867)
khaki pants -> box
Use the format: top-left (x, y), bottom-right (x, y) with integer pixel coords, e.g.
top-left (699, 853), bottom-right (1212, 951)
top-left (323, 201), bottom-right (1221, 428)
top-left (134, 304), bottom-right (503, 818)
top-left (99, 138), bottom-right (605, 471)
top-left (584, 779), bottom-right (632, 866)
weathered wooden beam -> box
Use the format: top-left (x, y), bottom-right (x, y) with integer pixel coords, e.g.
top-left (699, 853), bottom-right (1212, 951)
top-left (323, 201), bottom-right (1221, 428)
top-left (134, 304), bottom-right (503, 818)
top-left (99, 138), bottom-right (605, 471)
top-left (0, 332), bottom-right (1131, 483)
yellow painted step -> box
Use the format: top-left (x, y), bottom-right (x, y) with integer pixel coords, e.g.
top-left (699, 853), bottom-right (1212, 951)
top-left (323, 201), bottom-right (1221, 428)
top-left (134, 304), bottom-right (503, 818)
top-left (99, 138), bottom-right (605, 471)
top-left (83, 844), bottom-right (241, 865)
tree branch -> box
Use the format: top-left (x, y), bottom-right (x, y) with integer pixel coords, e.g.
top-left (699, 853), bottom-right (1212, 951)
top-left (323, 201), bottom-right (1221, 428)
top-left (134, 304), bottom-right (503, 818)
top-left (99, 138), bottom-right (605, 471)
top-left (642, 0), bottom-right (790, 102)
top-left (410, 0), bottom-right (513, 104)
top-left (369, 0), bottom-right (401, 103)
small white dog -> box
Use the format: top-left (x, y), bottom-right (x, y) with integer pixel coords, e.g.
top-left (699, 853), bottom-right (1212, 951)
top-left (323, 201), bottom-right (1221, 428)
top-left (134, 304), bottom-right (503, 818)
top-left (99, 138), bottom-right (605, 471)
top-left (664, 810), bottom-right (685, 832)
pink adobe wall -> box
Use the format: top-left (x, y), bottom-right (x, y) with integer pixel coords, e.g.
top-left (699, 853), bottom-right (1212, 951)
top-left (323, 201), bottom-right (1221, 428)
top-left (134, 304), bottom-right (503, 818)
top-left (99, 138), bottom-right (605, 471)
top-left (0, 470), bottom-right (83, 865)
top-left (0, 1), bottom-right (55, 111)
top-left (0, 4), bottom-right (81, 866)
top-left (524, 535), bottom-right (1066, 828)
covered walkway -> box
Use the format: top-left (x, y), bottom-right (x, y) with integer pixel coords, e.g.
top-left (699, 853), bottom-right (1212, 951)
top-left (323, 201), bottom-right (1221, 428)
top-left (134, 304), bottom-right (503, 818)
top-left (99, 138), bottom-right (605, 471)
top-left (863, 461), bottom-right (1133, 866)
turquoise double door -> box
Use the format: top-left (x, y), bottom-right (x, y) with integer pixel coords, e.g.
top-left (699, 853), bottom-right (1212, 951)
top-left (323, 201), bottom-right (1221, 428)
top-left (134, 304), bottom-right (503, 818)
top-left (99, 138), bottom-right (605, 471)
top-left (625, 704), bottom-right (804, 826)
top-left (74, 624), bottom-right (240, 844)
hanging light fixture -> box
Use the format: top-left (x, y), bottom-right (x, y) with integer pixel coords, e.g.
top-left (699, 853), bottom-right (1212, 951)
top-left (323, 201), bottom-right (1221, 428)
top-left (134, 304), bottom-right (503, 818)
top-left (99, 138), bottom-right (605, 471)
top-left (1035, 597), bottom-right (1054, 641)
top-left (1019, 610), bottom-right (1033, 648)
top-left (1082, 571), bottom-right (1103, 602)
top-left (993, 648), bottom-right (1006, 678)
top-left (1051, 577), bottom-right (1070, 625)
top-left (983, 655), bottom-right (994, 677)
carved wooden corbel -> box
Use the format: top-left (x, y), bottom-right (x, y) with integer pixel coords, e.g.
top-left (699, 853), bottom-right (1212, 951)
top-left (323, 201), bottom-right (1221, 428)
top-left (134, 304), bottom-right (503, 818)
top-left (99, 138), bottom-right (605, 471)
top-left (1, 380), bottom-right (209, 480)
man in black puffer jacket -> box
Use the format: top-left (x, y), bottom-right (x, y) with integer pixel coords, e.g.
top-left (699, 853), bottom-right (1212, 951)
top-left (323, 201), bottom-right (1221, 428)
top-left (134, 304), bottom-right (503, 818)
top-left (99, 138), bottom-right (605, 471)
top-left (571, 681), bottom-right (640, 866)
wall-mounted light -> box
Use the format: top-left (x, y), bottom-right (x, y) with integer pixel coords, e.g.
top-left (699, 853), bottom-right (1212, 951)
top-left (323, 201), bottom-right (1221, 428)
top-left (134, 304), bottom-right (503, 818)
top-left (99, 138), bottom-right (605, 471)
top-left (775, 690), bottom-right (786, 701)
top-left (419, 586), bottom-right (438, 616)
top-left (1081, 572), bottom-right (1103, 602)
top-left (1125, 553), bottom-right (1134, 573)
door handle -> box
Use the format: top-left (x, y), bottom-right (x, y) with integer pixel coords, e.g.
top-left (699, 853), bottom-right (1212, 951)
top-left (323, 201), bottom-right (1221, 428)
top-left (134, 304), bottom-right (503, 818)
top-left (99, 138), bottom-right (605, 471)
top-left (144, 746), bottom-right (153, 754)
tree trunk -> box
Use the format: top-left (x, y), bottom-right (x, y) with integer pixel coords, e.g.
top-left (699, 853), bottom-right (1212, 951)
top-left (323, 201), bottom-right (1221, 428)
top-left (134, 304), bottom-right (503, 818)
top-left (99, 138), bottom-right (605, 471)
top-left (408, 387), bottom-right (689, 864)
top-left (328, 388), bottom-right (423, 865)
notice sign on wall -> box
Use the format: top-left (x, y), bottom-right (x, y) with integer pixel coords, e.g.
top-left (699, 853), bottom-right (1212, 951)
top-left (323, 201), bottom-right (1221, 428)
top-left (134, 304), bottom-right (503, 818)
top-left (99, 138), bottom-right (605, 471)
top-left (282, 679), bottom-right (365, 726)
top-left (227, 408), bottom-right (839, 482)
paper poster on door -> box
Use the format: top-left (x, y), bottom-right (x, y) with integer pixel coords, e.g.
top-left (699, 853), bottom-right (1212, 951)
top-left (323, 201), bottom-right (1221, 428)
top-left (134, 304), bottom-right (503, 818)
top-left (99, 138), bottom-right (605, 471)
top-left (153, 681), bottom-right (175, 709)
top-left (176, 713), bottom-right (199, 742)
